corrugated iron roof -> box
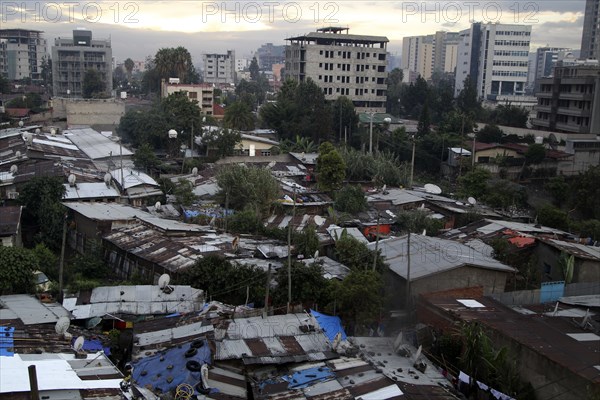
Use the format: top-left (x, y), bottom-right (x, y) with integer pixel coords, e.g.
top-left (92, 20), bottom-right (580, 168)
top-left (0, 295), bottom-right (71, 325)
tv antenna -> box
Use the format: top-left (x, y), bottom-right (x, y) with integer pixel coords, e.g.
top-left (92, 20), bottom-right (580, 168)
top-left (424, 183), bottom-right (442, 194)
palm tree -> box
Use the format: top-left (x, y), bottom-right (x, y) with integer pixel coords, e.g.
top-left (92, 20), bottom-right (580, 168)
top-left (224, 101), bottom-right (254, 131)
top-left (124, 58), bottom-right (135, 80)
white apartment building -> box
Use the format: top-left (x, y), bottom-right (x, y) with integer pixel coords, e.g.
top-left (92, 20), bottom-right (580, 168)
top-left (203, 50), bottom-right (235, 85)
top-left (161, 80), bottom-right (215, 116)
top-left (285, 27), bottom-right (389, 113)
top-left (0, 29), bottom-right (47, 81)
top-left (235, 58), bottom-right (249, 72)
top-left (402, 31), bottom-right (460, 82)
top-left (455, 23), bottom-right (531, 100)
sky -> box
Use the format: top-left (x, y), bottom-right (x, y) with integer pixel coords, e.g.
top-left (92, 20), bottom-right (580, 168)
top-left (0, 1), bottom-right (587, 65)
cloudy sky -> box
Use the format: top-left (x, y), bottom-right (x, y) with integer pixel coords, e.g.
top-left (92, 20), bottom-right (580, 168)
top-left (1, 1), bottom-right (587, 64)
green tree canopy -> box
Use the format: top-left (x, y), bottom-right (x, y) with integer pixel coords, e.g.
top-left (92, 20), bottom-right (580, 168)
top-left (273, 262), bottom-right (332, 308)
top-left (524, 143), bottom-right (546, 165)
top-left (203, 128), bottom-right (241, 158)
top-left (477, 124), bottom-right (504, 143)
top-left (332, 96), bottom-right (359, 140)
top-left (335, 234), bottom-right (386, 272)
top-left (386, 68), bottom-right (403, 116)
top-left (0, 246), bottom-right (38, 295)
top-left (249, 56), bottom-right (260, 81)
top-left (180, 255), bottom-right (266, 305)
top-left (216, 164), bottom-right (280, 215)
top-left (570, 165), bottom-right (600, 219)
top-left (334, 184), bottom-right (367, 214)
top-left (174, 178), bottom-right (196, 206)
top-left (133, 143), bottom-right (162, 173)
top-left (82, 69), bottom-right (107, 98)
top-left (224, 101), bottom-right (255, 131)
top-left (458, 168), bottom-right (492, 200)
top-left (316, 142), bottom-right (346, 192)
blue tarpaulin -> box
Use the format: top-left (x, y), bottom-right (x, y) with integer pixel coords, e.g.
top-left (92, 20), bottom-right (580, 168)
top-left (282, 366), bottom-right (334, 389)
top-left (310, 310), bottom-right (347, 342)
top-left (132, 339), bottom-right (211, 395)
top-left (0, 326), bottom-right (14, 357)
top-left (71, 337), bottom-right (111, 356)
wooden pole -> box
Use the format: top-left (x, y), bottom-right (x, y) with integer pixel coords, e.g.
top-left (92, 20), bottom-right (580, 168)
top-left (28, 365), bottom-right (39, 400)
top-left (263, 263), bottom-right (272, 318)
top-left (58, 214), bottom-right (67, 301)
top-left (405, 232), bottom-right (411, 309)
top-left (372, 213), bottom-right (380, 271)
top-left (287, 189), bottom-right (296, 313)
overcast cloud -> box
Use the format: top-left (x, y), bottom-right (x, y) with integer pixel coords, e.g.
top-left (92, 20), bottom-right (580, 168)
top-left (0, 1), bottom-right (587, 64)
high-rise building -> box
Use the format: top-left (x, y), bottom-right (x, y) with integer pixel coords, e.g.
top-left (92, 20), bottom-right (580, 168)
top-left (285, 27), bottom-right (389, 113)
top-left (51, 29), bottom-right (112, 98)
top-left (203, 51), bottom-right (235, 85)
top-left (532, 60), bottom-right (600, 134)
top-left (455, 23), bottom-right (531, 99)
top-left (0, 29), bottom-right (47, 81)
top-left (256, 43), bottom-right (285, 70)
top-left (401, 31), bottom-right (460, 81)
top-left (535, 47), bottom-right (571, 82)
top-left (581, 0), bottom-right (600, 59)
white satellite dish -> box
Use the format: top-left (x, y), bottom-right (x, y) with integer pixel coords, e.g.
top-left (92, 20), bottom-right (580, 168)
top-left (192, 167), bottom-right (198, 176)
top-left (381, 184), bottom-right (387, 194)
top-left (68, 174), bottom-right (76, 186)
top-left (200, 364), bottom-right (210, 389)
top-left (104, 172), bottom-right (112, 187)
top-left (468, 197), bottom-right (477, 205)
top-left (314, 250), bottom-right (319, 260)
top-left (15, 151), bottom-right (22, 158)
top-left (35, 128), bottom-right (41, 134)
top-left (50, 128), bottom-right (56, 136)
top-left (55, 316), bottom-right (71, 335)
top-left (73, 336), bottom-right (85, 351)
top-left (455, 201), bottom-right (464, 206)
top-left (424, 183), bottom-right (442, 195)
top-left (24, 132), bottom-right (33, 145)
top-left (10, 164), bottom-right (18, 174)
top-left (18, 120), bottom-right (24, 128)
top-left (332, 331), bottom-right (342, 350)
top-left (158, 274), bottom-right (171, 289)
top-left (155, 201), bottom-right (162, 211)
top-left (413, 344), bottom-right (423, 363)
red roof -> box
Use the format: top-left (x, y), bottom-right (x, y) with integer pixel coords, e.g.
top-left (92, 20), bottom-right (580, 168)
top-left (213, 103), bottom-right (225, 116)
top-left (5, 108), bottom-right (31, 118)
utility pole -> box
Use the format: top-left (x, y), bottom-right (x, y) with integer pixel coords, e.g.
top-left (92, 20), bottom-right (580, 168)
top-left (339, 101), bottom-right (343, 142)
top-left (190, 120), bottom-right (194, 158)
top-left (372, 213), bottom-right (381, 271)
top-left (405, 232), bottom-right (411, 309)
top-left (28, 365), bottom-right (39, 400)
top-left (369, 112), bottom-right (374, 154)
top-left (224, 189), bottom-right (230, 233)
top-left (263, 263), bottom-right (272, 318)
top-left (119, 137), bottom-right (124, 189)
top-left (287, 188), bottom-right (297, 314)
top-left (58, 213), bottom-right (67, 302)
top-left (409, 135), bottom-right (416, 188)
top-left (458, 114), bottom-right (465, 179)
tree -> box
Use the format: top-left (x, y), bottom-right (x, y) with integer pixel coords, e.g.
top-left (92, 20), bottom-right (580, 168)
top-left (18, 177), bottom-right (66, 250)
top-left (249, 56), bottom-right (260, 81)
top-left (69, 240), bottom-right (110, 281)
top-left (0, 246), bottom-right (38, 295)
top-left (537, 204), bottom-right (569, 231)
top-left (483, 179), bottom-right (528, 209)
top-left (334, 185), bottom-right (367, 214)
top-left (202, 128), bottom-right (242, 158)
top-left (294, 224), bottom-right (320, 259)
top-left (82, 69), bottom-right (106, 98)
top-left (386, 68), bottom-right (403, 116)
top-left (124, 58), bottom-right (135, 79)
top-left (273, 261), bottom-right (331, 308)
top-left (459, 168), bottom-right (491, 199)
top-left (329, 270), bottom-right (384, 334)
top-left (335, 235), bottom-right (386, 272)
top-left (400, 76), bottom-right (430, 118)
top-left (487, 103), bottom-right (529, 128)
top-left (0, 73), bottom-right (10, 94)
top-left (174, 179), bottom-right (196, 206)
top-left (180, 255), bottom-right (265, 305)
top-left (395, 210), bottom-right (443, 236)
top-left (6, 93), bottom-right (44, 112)
top-left (133, 143), bottom-right (162, 173)
top-left (224, 101), bottom-right (255, 130)
top-left (477, 124), bottom-right (503, 143)
top-left (456, 76), bottom-right (481, 118)
top-left (216, 164), bottom-right (280, 215)
top-left (316, 142), bottom-right (346, 192)
top-left (570, 165), bottom-right (600, 219)
top-left (332, 96), bottom-right (358, 140)
top-left (545, 176), bottom-right (569, 207)
top-left (524, 143), bottom-right (546, 165)
top-left (417, 102), bottom-right (431, 136)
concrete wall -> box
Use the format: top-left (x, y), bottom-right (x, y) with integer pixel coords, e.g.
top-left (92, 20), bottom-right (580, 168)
top-left (535, 241), bottom-right (600, 284)
top-left (215, 154), bottom-right (292, 164)
top-left (51, 98), bottom-right (125, 126)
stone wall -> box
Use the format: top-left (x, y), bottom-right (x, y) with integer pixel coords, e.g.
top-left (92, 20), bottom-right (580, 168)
top-left (51, 98), bottom-right (125, 126)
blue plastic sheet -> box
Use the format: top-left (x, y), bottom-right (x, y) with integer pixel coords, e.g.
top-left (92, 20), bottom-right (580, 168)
top-left (283, 366), bottom-right (334, 389)
top-left (71, 337), bottom-right (111, 356)
top-left (132, 339), bottom-right (211, 395)
top-left (310, 310), bottom-right (347, 342)
top-left (0, 326), bottom-right (14, 357)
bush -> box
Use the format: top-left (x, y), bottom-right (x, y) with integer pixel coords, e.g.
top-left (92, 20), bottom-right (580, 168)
top-left (334, 185), bottom-right (367, 214)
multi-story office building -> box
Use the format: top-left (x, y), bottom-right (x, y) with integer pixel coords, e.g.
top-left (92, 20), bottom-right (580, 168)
top-left (455, 23), bottom-right (531, 99)
top-left (401, 31), bottom-right (460, 81)
top-left (0, 29), bottom-right (47, 81)
top-left (51, 29), bottom-right (112, 98)
top-left (581, 0), bottom-right (600, 60)
top-left (256, 43), bottom-right (285, 70)
top-left (534, 47), bottom-right (572, 83)
top-left (285, 27), bottom-right (389, 113)
top-left (532, 61), bottom-right (600, 134)
top-left (161, 80), bottom-right (214, 116)
top-left (203, 51), bottom-right (235, 85)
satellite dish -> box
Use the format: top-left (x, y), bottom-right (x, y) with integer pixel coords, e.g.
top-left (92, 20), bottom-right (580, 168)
top-left (35, 128), bottom-right (41, 134)
top-left (192, 167), bottom-right (198, 176)
top-left (381, 184), bottom-right (387, 194)
top-left (158, 274), bottom-right (171, 289)
top-left (24, 132), bottom-right (33, 145)
top-left (548, 133), bottom-right (559, 150)
top-left (424, 183), bottom-right (442, 194)
top-left (313, 250), bottom-right (319, 259)
top-left (422, 229), bottom-right (426, 236)
top-left (73, 336), bottom-right (85, 351)
top-left (104, 172), bottom-right (112, 187)
top-left (10, 164), bottom-right (18, 174)
top-left (468, 197), bottom-right (477, 205)
top-left (15, 151), bottom-right (22, 158)
top-left (55, 316), bottom-right (71, 335)
top-left (413, 344), bottom-right (423, 363)
top-left (68, 174), bottom-right (76, 186)
top-left (50, 128), bottom-right (56, 136)
top-left (155, 201), bottom-right (162, 211)
top-left (455, 201), bottom-right (464, 206)
top-left (200, 364), bottom-right (210, 390)
top-left (332, 331), bottom-right (342, 350)
top-left (18, 120), bottom-right (24, 128)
